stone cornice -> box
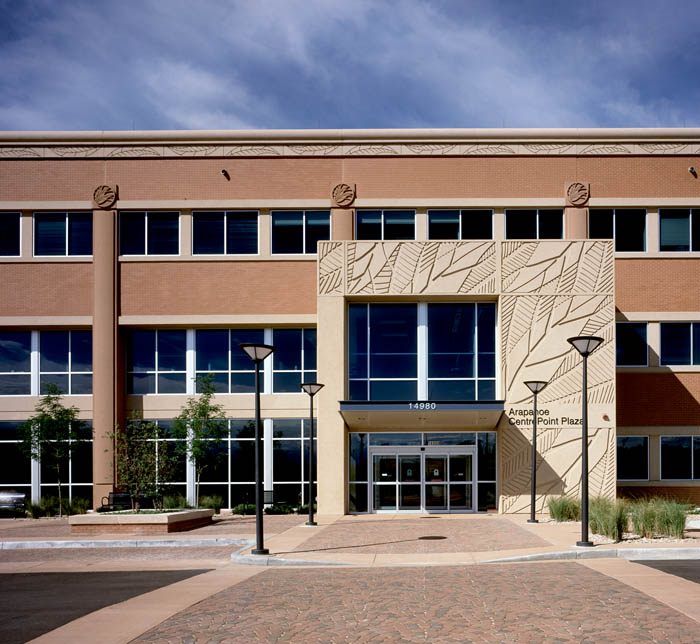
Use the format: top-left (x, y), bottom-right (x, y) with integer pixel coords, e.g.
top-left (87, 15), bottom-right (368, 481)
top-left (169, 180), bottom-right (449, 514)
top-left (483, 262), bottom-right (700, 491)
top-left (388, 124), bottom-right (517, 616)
top-left (1, 128), bottom-right (699, 159)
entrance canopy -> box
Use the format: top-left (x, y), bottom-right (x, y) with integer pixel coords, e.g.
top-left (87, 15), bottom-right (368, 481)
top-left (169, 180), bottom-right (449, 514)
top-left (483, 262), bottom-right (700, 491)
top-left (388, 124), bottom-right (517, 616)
top-left (339, 401), bottom-right (505, 430)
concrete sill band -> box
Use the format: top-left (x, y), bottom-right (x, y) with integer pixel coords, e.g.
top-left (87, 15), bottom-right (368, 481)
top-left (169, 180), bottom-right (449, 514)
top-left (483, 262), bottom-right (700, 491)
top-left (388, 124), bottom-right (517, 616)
top-left (69, 509), bottom-right (214, 534)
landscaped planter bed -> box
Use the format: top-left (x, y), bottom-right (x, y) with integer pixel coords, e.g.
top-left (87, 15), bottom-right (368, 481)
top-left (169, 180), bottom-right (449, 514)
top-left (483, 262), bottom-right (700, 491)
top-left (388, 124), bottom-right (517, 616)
top-left (69, 509), bottom-right (214, 535)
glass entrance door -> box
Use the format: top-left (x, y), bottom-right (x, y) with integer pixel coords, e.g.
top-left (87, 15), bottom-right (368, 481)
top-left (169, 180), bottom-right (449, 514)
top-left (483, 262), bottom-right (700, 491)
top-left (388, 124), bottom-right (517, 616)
top-left (370, 448), bottom-right (474, 512)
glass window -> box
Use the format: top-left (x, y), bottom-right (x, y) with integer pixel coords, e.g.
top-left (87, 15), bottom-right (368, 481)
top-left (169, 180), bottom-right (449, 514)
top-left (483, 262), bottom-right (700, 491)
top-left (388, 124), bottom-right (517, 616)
top-left (659, 209), bottom-right (699, 252)
top-left (428, 210), bottom-right (493, 240)
top-left (659, 322), bottom-right (700, 366)
top-left (0, 212), bottom-right (21, 256)
top-left (616, 436), bottom-right (648, 480)
top-left (126, 329), bottom-right (186, 394)
top-left (119, 211), bottom-right (179, 255)
top-left (34, 212), bottom-right (92, 256)
top-left (589, 209), bottom-right (646, 252)
top-left (40, 330), bottom-right (92, 395)
top-left (271, 211), bottom-right (330, 254)
top-left (272, 418), bottom-right (316, 506)
top-left (616, 323), bottom-right (647, 366)
top-left (505, 209), bottom-right (563, 239)
top-left (272, 329), bottom-right (317, 392)
top-left (356, 210), bottom-right (415, 240)
top-left (0, 331), bottom-right (31, 395)
top-left (661, 436), bottom-right (693, 479)
top-left (192, 211), bottom-right (258, 254)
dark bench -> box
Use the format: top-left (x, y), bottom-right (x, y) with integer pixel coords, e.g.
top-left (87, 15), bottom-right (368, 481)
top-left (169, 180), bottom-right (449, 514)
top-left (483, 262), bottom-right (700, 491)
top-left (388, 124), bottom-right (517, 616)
top-left (0, 490), bottom-right (26, 518)
top-left (99, 492), bottom-right (132, 512)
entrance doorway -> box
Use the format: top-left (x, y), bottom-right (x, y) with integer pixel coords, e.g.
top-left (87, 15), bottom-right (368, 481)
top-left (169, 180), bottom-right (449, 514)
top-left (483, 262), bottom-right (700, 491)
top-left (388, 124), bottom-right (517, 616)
top-left (370, 447), bottom-right (475, 512)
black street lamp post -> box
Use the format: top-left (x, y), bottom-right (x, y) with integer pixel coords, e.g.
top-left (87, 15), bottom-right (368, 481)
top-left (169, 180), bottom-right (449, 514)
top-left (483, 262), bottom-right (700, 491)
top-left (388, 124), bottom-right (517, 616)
top-left (300, 382), bottom-right (324, 526)
top-left (239, 342), bottom-right (274, 555)
top-left (567, 335), bottom-right (604, 547)
top-left (524, 380), bottom-right (548, 524)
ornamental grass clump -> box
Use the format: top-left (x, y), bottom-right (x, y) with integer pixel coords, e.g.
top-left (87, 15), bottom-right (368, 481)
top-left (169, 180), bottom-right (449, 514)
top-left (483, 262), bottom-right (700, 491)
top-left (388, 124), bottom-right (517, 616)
top-left (589, 496), bottom-right (628, 541)
top-left (547, 495), bottom-right (581, 522)
top-left (628, 497), bottom-right (689, 538)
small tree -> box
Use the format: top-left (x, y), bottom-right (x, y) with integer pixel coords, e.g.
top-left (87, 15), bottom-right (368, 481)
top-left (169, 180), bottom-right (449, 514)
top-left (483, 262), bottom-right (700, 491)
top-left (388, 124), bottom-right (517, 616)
top-left (113, 416), bottom-right (175, 512)
top-left (19, 384), bottom-right (89, 518)
top-left (172, 375), bottom-right (227, 507)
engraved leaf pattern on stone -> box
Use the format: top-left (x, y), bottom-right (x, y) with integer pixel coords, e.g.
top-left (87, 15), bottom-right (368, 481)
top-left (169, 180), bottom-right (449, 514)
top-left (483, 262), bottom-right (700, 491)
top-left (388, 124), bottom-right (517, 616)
top-left (168, 146), bottom-right (219, 156)
top-left (404, 144), bottom-right (457, 154)
top-left (580, 144), bottom-right (631, 154)
top-left (638, 143), bottom-right (687, 153)
top-left (318, 242), bottom-right (344, 295)
top-left (523, 144), bottom-right (574, 154)
top-left (0, 147), bottom-right (41, 157)
top-left (109, 147), bottom-right (159, 157)
top-left (227, 146), bottom-right (281, 156)
top-left (288, 145), bottom-right (339, 155)
top-left (463, 144), bottom-right (515, 155)
top-left (53, 146), bottom-right (99, 157)
top-left (346, 145), bottom-right (399, 156)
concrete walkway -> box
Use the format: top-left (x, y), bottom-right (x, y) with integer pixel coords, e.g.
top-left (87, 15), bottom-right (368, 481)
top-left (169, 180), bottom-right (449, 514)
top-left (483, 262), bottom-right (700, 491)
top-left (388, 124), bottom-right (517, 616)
top-left (1, 513), bottom-right (699, 643)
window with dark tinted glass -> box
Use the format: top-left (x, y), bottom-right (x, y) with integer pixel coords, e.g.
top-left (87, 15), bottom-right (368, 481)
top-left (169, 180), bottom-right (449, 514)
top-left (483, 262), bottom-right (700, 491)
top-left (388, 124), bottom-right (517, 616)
top-left (0, 212), bottom-right (21, 256)
top-left (35, 212), bottom-right (92, 256)
top-left (661, 436), bottom-right (694, 479)
top-left (616, 322), bottom-right (647, 366)
top-left (356, 210), bottom-right (415, 240)
top-left (119, 211), bottom-right (179, 255)
top-left (589, 209), bottom-right (646, 251)
top-left (0, 331), bottom-right (31, 395)
top-left (271, 211), bottom-right (330, 254)
top-left (271, 329), bottom-right (317, 392)
top-left (428, 210), bottom-right (492, 240)
top-left (660, 209), bottom-right (700, 252)
top-left (126, 329), bottom-right (186, 394)
top-left (40, 330), bottom-right (92, 395)
top-left (660, 322), bottom-right (700, 365)
top-left (192, 211), bottom-right (258, 254)
top-left (616, 436), bottom-right (648, 480)
top-left (505, 209), bottom-right (563, 239)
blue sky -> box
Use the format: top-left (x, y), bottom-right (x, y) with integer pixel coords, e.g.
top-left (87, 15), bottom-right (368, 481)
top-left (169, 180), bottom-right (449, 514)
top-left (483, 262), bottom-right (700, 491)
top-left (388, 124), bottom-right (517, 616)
top-left (1, 0), bottom-right (699, 131)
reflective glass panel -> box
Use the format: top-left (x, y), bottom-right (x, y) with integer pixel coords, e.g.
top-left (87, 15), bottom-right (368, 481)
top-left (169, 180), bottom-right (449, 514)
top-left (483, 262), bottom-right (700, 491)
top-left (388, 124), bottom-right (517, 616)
top-left (0, 443), bottom-right (30, 484)
top-left (428, 380), bottom-right (475, 401)
top-left (660, 209), bottom-right (690, 251)
top-left (273, 419), bottom-right (301, 438)
top-left (374, 484), bottom-right (396, 510)
top-left (450, 484), bottom-right (471, 509)
top-left (660, 323), bottom-right (691, 365)
top-left (370, 433), bottom-right (421, 446)
top-left (424, 432), bottom-right (475, 446)
top-left (303, 329), bottom-right (317, 370)
top-left (589, 209), bottom-right (614, 239)
top-left (127, 330), bottom-right (155, 371)
top-left (0, 212), bottom-right (20, 256)
top-left (370, 380), bottom-right (417, 400)
top-left (356, 211), bottom-right (382, 240)
top-left (273, 440), bottom-right (302, 481)
top-left (616, 436), bottom-right (648, 480)
top-left (694, 437), bottom-right (700, 480)
top-left (271, 212), bottom-right (303, 253)
top-left (383, 210), bottom-right (415, 240)
top-left (71, 331), bottom-right (92, 372)
top-left (158, 372), bottom-right (186, 393)
top-left (230, 440), bottom-right (255, 481)
top-left (40, 331), bottom-right (69, 372)
top-left (196, 372), bottom-right (228, 393)
top-left (538, 209), bottom-right (563, 239)
top-left (425, 484), bottom-right (446, 509)
top-left (615, 209), bottom-right (646, 252)
top-left (369, 304), bottom-right (417, 378)
top-left (399, 484), bottom-right (421, 509)
top-left (428, 303), bottom-right (475, 378)
top-left (0, 332), bottom-right (31, 372)
top-left (68, 213), bottom-right (93, 255)
top-left (231, 329), bottom-right (265, 370)
top-left (478, 482), bottom-right (497, 510)
top-left (193, 212), bottom-right (225, 254)
top-left (304, 211), bottom-right (330, 253)
top-left (461, 210), bottom-right (493, 239)
top-left (505, 210), bottom-right (537, 239)
top-left (35, 213), bottom-right (65, 255)
top-left (119, 212), bottom-right (145, 255)
top-left (157, 331), bottom-right (186, 371)
top-left (196, 330), bottom-right (228, 371)
top-left (40, 373), bottom-right (68, 394)
top-left (348, 304), bottom-right (368, 378)
top-left (428, 210), bottom-right (459, 239)
top-left (128, 373), bottom-right (155, 394)
top-left (399, 455), bottom-right (420, 482)
top-left (273, 329), bottom-right (302, 370)
top-left (349, 483), bottom-right (368, 512)
top-left (616, 323), bottom-right (647, 366)
top-left (425, 457), bottom-right (446, 482)
top-left (274, 371), bottom-right (302, 392)
top-left (227, 211), bottom-right (258, 254)
top-left (478, 433), bottom-right (497, 481)
top-left (0, 374), bottom-right (30, 395)
top-left (661, 436), bottom-right (692, 479)
top-left (147, 212), bottom-right (179, 255)
top-left (374, 455), bottom-right (396, 482)
top-left (71, 373), bottom-right (92, 394)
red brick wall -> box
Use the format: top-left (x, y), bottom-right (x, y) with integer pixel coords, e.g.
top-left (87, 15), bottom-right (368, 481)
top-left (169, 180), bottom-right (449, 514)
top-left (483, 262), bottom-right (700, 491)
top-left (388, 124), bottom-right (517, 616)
top-left (617, 373), bottom-right (700, 426)
top-left (618, 486), bottom-right (700, 505)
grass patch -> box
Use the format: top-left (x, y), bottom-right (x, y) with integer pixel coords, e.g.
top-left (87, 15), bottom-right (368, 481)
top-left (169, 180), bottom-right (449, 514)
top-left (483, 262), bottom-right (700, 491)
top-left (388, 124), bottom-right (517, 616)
top-left (589, 496), bottom-right (628, 541)
top-left (627, 497), bottom-right (690, 539)
top-left (547, 495), bottom-right (581, 522)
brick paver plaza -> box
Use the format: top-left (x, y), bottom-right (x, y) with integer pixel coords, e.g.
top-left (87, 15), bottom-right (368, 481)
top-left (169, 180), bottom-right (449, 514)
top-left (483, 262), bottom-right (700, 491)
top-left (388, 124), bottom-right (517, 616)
top-left (131, 563), bottom-right (699, 644)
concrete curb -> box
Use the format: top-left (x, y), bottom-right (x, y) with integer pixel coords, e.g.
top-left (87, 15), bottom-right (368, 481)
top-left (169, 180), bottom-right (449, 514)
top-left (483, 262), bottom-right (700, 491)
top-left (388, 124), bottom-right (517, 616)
top-left (0, 537), bottom-right (251, 550)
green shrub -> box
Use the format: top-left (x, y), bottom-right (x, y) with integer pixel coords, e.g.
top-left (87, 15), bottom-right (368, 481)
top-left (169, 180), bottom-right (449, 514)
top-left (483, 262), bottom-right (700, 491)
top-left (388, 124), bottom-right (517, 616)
top-left (296, 503), bottom-right (317, 514)
top-left (547, 496), bottom-right (581, 522)
top-left (70, 497), bottom-right (91, 515)
top-left (162, 494), bottom-right (191, 510)
top-left (628, 497), bottom-right (689, 538)
top-left (264, 503), bottom-right (295, 515)
top-left (199, 495), bottom-right (224, 513)
top-left (232, 503), bottom-right (255, 515)
top-left (28, 503), bottom-right (44, 519)
top-left (39, 496), bottom-right (58, 517)
top-left (589, 496), bottom-right (628, 541)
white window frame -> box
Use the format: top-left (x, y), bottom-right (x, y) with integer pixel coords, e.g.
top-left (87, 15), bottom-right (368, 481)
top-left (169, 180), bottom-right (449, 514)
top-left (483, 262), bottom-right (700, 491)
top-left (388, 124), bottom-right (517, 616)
top-left (191, 210), bottom-right (260, 256)
top-left (616, 435), bottom-right (649, 481)
top-left (39, 330), bottom-right (93, 396)
top-left (504, 209), bottom-right (565, 240)
top-left (427, 209), bottom-right (494, 240)
top-left (270, 210), bottom-right (331, 255)
top-left (0, 211), bottom-right (22, 257)
top-left (119, 211), bottom-right (181, 257)
top-left (348, 302), bottom-right (497, 402)
top-left (355, 209), bottom-right (417, 241)
top-left (659, 435), bottom-right (698, 481)
top-left (271, 328), bottom-right (317, 394)
top-left (615, 322), bottom-right (649, 367)
top-left (126, 329), bottom-right (188, 395)
top-left (33, 212), bottom-right (93, 257)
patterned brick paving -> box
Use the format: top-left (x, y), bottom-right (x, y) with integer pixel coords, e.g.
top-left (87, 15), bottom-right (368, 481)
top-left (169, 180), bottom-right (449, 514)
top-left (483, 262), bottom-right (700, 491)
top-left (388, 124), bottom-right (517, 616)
top-left (0, 546), bottom-right (235, 563)
top-left (291, 517), bottom-right (548, 554)
top-left (191, 514), bottom-right (305, 535)
top-left (0, 518), bottom-right (70, 538)
top-left (130, 563), bottom-right (699, 643)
